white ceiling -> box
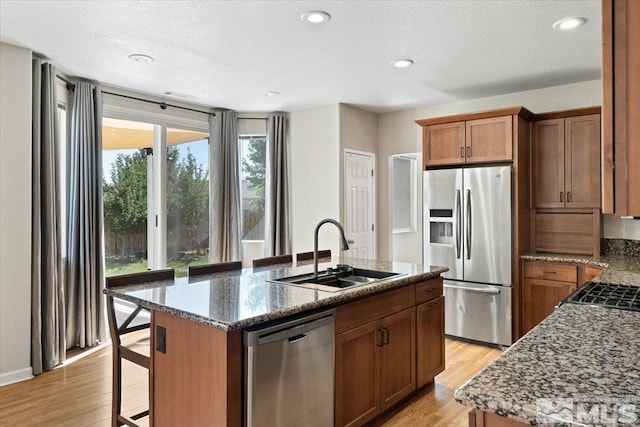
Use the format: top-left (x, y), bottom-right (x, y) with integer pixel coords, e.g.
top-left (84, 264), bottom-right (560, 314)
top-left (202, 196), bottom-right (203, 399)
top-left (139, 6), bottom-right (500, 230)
top-left (0, 0), bottom-right (601, 114)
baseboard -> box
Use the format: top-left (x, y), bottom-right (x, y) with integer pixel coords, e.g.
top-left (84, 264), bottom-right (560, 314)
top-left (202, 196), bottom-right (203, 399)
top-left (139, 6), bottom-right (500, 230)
top-left (0, 367), bottom-right (33, 386)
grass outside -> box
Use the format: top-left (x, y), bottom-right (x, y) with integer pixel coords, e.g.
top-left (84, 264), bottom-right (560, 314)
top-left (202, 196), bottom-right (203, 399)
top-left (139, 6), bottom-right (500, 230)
top-left (105, 255), bottom-right (209, 278)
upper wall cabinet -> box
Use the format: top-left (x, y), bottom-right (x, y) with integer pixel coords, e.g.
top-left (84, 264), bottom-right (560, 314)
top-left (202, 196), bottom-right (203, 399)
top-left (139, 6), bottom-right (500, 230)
top-left (532, 112), bottom-right (601, 209)
top-left (602, 0), bottom-right (640, 216)
top-left (417, 107), bottom-right (531, 169)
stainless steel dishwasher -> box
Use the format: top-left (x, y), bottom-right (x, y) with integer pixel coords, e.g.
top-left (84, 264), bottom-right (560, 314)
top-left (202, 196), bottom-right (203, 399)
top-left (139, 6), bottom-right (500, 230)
top-left (244, 309), bottom-right (335, 427)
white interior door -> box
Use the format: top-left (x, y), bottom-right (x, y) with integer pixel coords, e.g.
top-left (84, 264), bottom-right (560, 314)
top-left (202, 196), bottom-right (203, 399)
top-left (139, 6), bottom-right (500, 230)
top-left (344, 150), bottom-right (375, 259)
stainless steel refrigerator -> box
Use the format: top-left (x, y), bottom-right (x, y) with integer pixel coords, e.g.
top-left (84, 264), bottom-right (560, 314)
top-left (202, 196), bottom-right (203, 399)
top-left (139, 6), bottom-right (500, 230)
top-left (424, 165), bottom-right (512, 346)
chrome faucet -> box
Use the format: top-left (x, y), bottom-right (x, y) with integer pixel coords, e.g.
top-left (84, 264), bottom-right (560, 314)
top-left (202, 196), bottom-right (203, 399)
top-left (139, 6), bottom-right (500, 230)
top-left (313, 219), bottom-right (350, 279)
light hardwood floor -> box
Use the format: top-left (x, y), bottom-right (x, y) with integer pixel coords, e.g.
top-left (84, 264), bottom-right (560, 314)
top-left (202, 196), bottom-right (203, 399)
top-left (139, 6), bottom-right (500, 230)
top-left (0, 338), bottom-right (501, 426)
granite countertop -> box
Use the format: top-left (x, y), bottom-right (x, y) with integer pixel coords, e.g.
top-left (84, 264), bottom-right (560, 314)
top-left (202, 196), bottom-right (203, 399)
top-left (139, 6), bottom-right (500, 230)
top-left (455, 303), bottom-right (640, 425)
top-left (521, 253), bottom-right (640, 288)
top-left (104, 257), bottom-right (447, 331)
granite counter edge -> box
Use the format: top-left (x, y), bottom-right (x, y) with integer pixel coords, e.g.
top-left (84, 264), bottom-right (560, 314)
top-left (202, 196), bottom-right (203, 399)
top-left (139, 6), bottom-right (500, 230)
top-left (106, 268), bottom-right (447, 331)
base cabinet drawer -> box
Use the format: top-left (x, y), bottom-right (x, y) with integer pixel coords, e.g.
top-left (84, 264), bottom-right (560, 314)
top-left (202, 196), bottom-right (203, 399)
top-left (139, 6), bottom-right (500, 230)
top-left (523, 261), bottom-right (577, 282)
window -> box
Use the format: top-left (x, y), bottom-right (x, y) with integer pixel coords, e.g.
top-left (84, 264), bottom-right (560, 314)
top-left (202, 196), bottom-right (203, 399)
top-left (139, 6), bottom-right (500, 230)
top-left (239, 135), bottom-right (266, 241)
top-left (391, 154), bottom-right (417, 233)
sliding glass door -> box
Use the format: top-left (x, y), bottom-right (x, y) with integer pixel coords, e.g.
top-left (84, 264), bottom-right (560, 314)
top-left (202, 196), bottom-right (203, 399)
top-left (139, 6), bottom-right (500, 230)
top-left (102, 118), bottom-right (209, 277)
top-left (166, 128), bottom-right (209, 274)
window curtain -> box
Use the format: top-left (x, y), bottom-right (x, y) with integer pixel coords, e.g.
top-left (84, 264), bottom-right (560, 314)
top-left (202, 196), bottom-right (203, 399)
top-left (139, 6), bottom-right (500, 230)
top-left (65, 81), bottom-right (106, 349)
top-left (210, 111), bottom-right (242, 262)
top-left (31, 59), bottom-right (65, 374)
top-left (264, 115), bottom-right (291, 256)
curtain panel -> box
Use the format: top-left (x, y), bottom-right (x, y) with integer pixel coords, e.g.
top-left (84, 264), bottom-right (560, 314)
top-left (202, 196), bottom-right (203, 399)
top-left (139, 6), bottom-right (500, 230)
top-left (31, 60), bottom-right (65, 374)
top-left (209, 111), bottom-right (242, 262)
top-left (264, 115), bottom-right (291, 256)
top-left (65, 81), bottom-right (106, 349)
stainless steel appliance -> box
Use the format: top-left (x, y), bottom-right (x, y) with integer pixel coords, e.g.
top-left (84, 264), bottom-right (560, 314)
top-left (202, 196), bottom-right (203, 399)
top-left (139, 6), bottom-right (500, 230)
top-left (424, 165), bottom-right (512, 346)
top-left (244, 309), bottom-right (335, 427)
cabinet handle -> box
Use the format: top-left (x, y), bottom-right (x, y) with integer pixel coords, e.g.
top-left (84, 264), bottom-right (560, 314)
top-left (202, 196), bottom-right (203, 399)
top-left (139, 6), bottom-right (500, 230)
top-left (376, 328), bottom-right (384, 347)
top-left (466, 146), bottom-right (471, 157)
top-left (542, 270), bottom-right (557, 274)
top-left (460, 147), bottom-right (464, 158)
top-left (560, 192), bottom-right (563, 203)
top-left (425, 287), bottom-right (438, 292)
top-left (567, 191), bottom-right (571, 203)
top-left (382, 327), bottom-right (390, 346)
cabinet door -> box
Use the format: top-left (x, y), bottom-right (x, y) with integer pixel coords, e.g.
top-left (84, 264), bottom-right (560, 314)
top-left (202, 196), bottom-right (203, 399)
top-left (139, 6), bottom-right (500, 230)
top-left (565, 115), bottom-right (601, 208)
top-left (335, 321), bottom-right (381, 427)
top-left (380, 307), bottom-right (416, 412)
top-left (423, 122), bottom-right (465, 167)
top-left (416, 296), bottom-right (445, 388)
top-left (532, 119), bottom-right (565, 208)
top-left (465, 115), bottom-right (513, 164)
top-left (522, 278), bottom-right (576, 334)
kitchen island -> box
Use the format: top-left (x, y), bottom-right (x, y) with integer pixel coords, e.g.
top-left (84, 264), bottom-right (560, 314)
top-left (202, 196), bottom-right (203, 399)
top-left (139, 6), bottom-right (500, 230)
top-left (455, 254), bottom-right (640, 426)
top-left (105, 257), bottom-right (448, 426)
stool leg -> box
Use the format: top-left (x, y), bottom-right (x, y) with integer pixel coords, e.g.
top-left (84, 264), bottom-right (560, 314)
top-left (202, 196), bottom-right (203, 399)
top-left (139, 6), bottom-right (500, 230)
top-left (112, 345), bottom-right (122, 427)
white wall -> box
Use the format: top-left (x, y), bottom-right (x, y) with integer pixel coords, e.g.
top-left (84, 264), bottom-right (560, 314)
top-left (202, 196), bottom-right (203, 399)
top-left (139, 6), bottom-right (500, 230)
top-left (289, 105), bottom-right (341, 255)
top-left (377, 79), bottom-right (606, 259)
top-left (378, 110), bottom-right (423, 262)
top-left (0, 42), bottom-right (33, 385)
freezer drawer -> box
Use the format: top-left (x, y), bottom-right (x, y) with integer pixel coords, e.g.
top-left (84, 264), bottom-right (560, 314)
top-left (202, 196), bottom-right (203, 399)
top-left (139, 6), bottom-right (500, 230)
top-left (244, 310), bottom-right (335, 427)
top-left (443, 281), bottom-right (512, 346)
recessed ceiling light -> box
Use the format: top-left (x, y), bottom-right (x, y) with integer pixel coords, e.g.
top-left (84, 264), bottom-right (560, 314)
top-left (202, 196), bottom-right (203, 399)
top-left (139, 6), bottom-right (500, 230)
top-left (391, 59), bottom-right (414, 69)
top-left (128, 54), bottom-right (154, 63)
top-left (552, 17), bottom-right (587, 30)
top-left (264, 91), bottom-right (281, 97)
top-left (301, 10), bottom-right (331, 24)
top-left (164, 91), bottom-right (198, 100)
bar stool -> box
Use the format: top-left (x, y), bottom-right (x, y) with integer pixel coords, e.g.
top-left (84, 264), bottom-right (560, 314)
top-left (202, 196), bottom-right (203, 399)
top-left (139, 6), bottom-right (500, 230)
top-left (105, 268), bottom-right (175, 427)
top-left (296, 249), bottom-right (331, 262)
top-left (188, 261), bottom-right (242, 277)
top-left (252, 254), bottom-right (293, 268)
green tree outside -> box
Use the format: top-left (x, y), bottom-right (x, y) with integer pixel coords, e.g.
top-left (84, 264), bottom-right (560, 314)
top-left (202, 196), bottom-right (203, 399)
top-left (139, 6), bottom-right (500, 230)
top-left (104, 144), bottom-right (209, 276)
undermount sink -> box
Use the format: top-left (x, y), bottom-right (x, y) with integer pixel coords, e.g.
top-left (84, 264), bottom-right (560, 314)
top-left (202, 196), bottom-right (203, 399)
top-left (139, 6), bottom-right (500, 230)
top-left (272, 265), bottom-right (403, 292)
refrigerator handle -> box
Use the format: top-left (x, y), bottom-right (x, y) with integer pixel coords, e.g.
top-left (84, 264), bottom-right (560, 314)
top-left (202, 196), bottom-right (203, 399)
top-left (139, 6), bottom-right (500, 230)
top-left (455, 190), bottom-right (461, 259)
top-left (466, 189), bottom-right (471, 260)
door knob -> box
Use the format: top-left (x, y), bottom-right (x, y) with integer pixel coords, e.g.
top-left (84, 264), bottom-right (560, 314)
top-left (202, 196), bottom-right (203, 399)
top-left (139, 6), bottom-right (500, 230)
top-left (347, 239), bottom-right (355, 244)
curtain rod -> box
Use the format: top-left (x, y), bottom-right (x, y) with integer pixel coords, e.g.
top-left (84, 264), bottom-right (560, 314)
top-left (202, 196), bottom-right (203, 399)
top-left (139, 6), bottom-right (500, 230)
top-left (56, 74), bottom-right (76, 91)
top-left (102, 91), bottom-right (216, 117)
top-left (238, 117), bottom-right (268, 120)
top-left (55, 75), bottom-right (215, 117)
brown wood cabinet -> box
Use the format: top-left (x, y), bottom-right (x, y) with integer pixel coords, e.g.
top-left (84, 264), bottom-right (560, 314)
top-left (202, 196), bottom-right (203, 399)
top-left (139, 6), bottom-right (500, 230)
top-left (465, 115), bottom-right (513, 164)
top-left (416, 296), bottom-right (445, 388)
top-left (603, 0), bottom-right (640, 216)
top-left (335, 321), bottom-right (381, 427)
top-left (532, 114), bottom-right (601, 209)
top-left (422, 121), bottom-right (466, 166)
top-left (521, 261), bottom-right (603, 334)
top-left (335, 277), bottom-right (444, 426)
top-left (421, 115), bottom-right (513, 167)
top-left (380, 308), bottom-right (416, 411)
top-left (335, 307), bottom-right (416, 426)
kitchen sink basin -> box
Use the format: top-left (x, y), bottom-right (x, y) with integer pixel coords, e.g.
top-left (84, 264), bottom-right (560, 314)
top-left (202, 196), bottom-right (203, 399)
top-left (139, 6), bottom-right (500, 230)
top-left (272, 265), bottom-right (403, 292)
